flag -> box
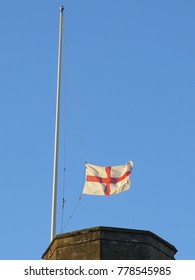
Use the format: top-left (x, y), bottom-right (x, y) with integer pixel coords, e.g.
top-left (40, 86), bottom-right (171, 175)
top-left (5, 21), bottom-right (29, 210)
top-left (82, 161), bottom-right (133, 196)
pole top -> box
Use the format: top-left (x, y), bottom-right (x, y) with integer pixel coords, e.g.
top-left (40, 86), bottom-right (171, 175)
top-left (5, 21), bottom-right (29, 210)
top-left (60, 6), bottom-right (64, 12)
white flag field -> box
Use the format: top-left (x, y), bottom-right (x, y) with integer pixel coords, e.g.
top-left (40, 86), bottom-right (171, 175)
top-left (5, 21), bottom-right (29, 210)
top-left (82, 161), bottom-right (133, 196)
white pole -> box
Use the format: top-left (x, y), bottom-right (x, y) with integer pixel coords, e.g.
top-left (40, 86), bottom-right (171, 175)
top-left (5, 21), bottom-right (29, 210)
top-left (51, 6), bottom-right (64, 242)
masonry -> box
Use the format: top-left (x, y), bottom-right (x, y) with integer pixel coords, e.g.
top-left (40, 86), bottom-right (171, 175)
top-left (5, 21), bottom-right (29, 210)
top-left (42, 226), bottom-right (177, 260)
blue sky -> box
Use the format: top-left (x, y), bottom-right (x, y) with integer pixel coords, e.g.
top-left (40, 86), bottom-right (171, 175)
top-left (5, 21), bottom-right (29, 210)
top-left (0, 0), bottom-right (194, 260)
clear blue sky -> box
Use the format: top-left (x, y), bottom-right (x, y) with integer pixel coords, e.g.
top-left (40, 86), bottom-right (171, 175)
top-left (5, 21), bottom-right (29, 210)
top-left (0, 0), bottom-right (194, 260)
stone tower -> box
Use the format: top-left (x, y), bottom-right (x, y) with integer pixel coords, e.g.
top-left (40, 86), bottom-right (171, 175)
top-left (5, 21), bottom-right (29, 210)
top-left (42, 226), bottom-right (177, 260)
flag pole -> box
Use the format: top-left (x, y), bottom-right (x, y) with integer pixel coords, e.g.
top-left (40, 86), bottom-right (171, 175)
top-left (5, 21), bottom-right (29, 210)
top-left (51, 5), bottom-right (64, 242)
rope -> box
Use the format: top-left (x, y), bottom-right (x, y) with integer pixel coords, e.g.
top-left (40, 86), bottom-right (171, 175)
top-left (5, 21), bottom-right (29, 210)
top-left (58, 8), bottom-right (90, 233)
top-left (62, 194), bottom-right (83, 231)
top-left (61, 162), bottom-right (86, 232)
top-left (60, 20), bottom-right (68, 234)
top-left (60, 167), bottom-right (66, 233)
top-left (59, 19), bottom-right (87, 233)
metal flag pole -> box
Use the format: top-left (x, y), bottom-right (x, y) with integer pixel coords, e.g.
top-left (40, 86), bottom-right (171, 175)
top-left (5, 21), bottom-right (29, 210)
top-left (51, 5), bottom-right (64, 242)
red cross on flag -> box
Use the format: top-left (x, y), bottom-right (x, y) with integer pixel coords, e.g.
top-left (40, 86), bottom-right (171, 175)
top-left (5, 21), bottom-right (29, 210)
top-left (83, 161), bottom-right (133, 196)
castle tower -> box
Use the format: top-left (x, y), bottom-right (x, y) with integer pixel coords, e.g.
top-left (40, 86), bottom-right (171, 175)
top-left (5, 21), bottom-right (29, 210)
top-left (42, 226), bottom-right (177, 260)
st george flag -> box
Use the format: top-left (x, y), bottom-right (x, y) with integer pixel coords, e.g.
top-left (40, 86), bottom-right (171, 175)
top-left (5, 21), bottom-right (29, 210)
top-left (82, 161), bottom-right (133, 196)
